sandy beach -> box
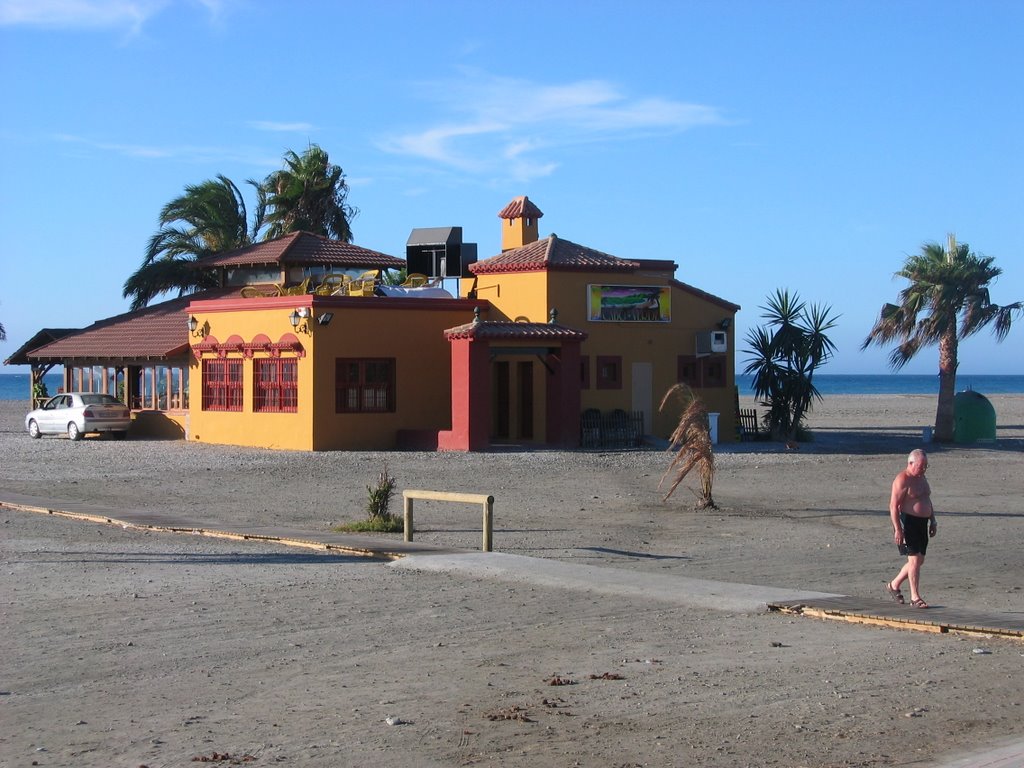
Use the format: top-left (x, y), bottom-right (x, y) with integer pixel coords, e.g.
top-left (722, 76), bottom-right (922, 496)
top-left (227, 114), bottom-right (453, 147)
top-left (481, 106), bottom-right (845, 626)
top-left (2, 394), bottom-right (1022, 767)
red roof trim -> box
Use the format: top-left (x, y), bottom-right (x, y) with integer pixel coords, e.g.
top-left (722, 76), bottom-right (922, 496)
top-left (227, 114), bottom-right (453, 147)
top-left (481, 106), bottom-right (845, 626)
top-left (668, 278), bottom-right (741, 312)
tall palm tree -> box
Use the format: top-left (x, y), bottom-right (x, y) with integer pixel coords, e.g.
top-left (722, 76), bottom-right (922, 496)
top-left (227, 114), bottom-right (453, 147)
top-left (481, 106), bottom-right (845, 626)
top-left (744, 289), bottom-right (838, 441)
top-left (123, 175), bottom-right (258, 310)
top-left (862, 235), bottom-right (1021, 442)
top-left (262, 144), bottom-right (356, 241)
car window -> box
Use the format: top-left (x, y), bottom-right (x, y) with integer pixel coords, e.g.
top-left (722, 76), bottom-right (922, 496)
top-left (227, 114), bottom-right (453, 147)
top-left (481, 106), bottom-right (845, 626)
top-left (81, 394), bottom-right (120, 405)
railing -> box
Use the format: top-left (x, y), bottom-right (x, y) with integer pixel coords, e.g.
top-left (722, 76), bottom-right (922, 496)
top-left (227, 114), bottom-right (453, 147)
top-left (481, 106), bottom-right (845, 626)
top-left (580, 409), bottom-right (644, 449)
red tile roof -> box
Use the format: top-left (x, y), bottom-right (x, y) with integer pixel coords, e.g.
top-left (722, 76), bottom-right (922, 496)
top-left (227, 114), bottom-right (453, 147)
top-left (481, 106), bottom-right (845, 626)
top-left (470, 235), bottom-right (640, 274)
top-left (198, 231), bottom-right (405, 270)
top-left (3, 328), bottom-right (81, 365)
top-left (26, 288), bottom-right (238, 362)
top-left (445, 318), bottom-right (587, 341)
top-left (497, 195), bottom-right (544, 221)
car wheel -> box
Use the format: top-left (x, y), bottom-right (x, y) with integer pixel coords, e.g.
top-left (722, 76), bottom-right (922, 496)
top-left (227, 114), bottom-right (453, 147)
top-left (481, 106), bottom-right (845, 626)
top-left (68, 422), bottom-right (82, 441)
top-left (28, 420), bottom-right (41, 439)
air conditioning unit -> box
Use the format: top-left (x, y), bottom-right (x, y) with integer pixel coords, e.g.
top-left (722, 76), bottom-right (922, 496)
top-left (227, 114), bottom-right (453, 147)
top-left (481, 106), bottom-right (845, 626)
top-left (696, 330), bottom-right (728, 356)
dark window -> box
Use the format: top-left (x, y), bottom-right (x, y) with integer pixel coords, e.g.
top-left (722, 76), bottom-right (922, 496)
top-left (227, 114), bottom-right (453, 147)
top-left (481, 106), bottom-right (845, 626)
top-left (702, 356), bottom-right (726, 388)
top-left (677, 354), bottom-right (726, 388)
top-left (254, 358), bottom-right (298, 413)
top-left (202, 359), bottom-right (243, 411)
top-left (336, 358), bottom-right (396, 413)
top-left (677, 355), bottom-right (699, 387)
top-left (596, 356), bottom-right (622, 390)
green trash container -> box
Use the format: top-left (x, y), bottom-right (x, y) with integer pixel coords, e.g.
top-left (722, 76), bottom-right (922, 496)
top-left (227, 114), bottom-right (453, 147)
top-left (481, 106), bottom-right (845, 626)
top-left (953, 390), bottom-right (996, 443)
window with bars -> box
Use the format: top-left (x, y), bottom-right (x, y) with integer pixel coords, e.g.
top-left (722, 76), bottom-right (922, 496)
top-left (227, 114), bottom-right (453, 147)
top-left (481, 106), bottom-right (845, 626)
top-left (335, 358), bottom-right (395, 413)
top-left (254, 358), bottom-right (299, 413)
top-left (202, 358), bottom-right (243, 411)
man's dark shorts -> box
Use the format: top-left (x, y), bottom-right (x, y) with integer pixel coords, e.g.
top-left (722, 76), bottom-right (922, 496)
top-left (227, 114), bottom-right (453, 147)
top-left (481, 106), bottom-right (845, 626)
top-left (900, 514), bottom-right (929, 556)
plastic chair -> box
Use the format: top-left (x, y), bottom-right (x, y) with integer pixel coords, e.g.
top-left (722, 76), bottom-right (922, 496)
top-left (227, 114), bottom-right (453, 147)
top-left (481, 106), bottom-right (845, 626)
top-left (348, 270), bottom-right (379, 297)
top-left (281, 277), bottom-right (313, 296)
top-left (401, 273), bottom-right (429, 288)
top-left (314, 274), bottom-right (350, 295)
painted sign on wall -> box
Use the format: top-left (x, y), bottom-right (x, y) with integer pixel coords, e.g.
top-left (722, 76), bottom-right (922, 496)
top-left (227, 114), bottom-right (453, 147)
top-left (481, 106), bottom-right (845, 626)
top-left (587, 285), bottom-right (671, 322)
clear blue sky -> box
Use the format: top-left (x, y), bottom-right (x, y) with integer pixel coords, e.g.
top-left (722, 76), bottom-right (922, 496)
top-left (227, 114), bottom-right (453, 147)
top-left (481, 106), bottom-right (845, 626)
top-left (2, 0), bottom-right (1021, 374)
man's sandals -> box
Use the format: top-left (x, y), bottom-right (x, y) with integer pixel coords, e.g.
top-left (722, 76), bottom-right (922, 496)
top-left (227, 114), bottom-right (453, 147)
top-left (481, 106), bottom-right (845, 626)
top-left (885, 582), bottom-right (905, 604)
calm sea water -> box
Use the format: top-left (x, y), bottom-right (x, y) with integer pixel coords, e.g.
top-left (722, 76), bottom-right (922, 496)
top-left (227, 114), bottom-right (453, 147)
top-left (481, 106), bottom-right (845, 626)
top-left (1, 371), bottom-right (1022, 402)
top-left (737, 373), bottom-right (1024, 396)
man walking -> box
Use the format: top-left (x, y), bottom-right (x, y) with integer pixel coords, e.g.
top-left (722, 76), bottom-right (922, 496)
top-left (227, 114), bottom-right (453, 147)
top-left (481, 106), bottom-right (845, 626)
top-left (885, 449), bottom-right (937, 608)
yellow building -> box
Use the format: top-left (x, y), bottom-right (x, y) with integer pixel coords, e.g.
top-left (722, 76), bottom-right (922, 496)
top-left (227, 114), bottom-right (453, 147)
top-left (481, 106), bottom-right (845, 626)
top-left (465, 196), bottom-right (740, 445)
top-left (16, 198), bottom-right (740, 450)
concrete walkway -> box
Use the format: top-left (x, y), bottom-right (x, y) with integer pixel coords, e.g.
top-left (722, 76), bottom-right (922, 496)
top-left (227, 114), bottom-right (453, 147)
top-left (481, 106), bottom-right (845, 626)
top-left (390, 551), bottom-right (839, 613)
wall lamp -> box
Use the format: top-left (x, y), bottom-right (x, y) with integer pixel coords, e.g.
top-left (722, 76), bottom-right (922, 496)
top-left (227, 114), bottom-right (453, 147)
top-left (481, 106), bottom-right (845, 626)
top-left (317, 311), bottom-right (334, 326)
top-left (718, 317), bottom-right (732, 330)
top-left (289, 308), bottom-right (308, 334)
top-left (188, 315), bottom-right (207, 338)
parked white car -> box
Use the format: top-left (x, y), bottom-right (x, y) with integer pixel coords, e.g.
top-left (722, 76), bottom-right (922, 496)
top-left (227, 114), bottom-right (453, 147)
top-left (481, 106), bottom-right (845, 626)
top-left (26, 393), bottom-right (131, 440)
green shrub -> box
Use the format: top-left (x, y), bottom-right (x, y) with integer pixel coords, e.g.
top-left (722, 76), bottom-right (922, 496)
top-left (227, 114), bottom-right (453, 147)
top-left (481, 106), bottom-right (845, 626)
top-left (333, 464), bottom-right (402, 534)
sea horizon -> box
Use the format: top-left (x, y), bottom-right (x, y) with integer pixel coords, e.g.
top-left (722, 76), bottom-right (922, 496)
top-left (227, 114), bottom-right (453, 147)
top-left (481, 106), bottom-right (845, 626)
top-left (2, 370), bottom-right (1023, 402)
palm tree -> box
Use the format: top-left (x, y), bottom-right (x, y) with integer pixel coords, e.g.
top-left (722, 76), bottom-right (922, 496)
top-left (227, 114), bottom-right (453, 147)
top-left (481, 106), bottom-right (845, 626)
top-left (124, 147), bottom-right (358, 309)
top-left (862, 235), bottom-right (1021, 442)
top-left (262, 144), bottom-right (357, 241)
top-left (659, 383), bottom-right (716, 509)
top-left (123, 175), bottom-right (258, 310)
top-left (744, 289), bottom-right (838, 441)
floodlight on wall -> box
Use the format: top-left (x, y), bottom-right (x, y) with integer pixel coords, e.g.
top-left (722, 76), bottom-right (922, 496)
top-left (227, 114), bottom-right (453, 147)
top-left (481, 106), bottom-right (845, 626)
top-left (317, 312), bottom-right (334, 326)
top-left (719, 317), bottom-right (732, 330)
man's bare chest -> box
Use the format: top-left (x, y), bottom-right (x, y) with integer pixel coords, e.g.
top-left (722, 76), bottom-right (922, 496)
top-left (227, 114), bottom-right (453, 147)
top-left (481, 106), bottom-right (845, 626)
top-left (906, 477), bottom-right (930, 499)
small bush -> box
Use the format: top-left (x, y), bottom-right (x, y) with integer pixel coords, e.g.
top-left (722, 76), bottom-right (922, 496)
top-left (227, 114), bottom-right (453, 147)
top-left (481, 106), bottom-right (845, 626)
top-left (367, 464), bottom-right (396, 520)
top-left (332, 463), bottom-right (402, 534)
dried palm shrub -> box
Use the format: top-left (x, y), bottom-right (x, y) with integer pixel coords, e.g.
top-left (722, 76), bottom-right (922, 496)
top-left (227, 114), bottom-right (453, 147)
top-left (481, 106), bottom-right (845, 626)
top-left (658, 383), bottom-right (717, 509)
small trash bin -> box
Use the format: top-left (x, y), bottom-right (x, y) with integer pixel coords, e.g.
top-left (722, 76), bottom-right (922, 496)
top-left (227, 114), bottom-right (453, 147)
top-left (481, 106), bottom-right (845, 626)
top-left (953, 390), bottom-right (996, 443)
top-left (708, 412), bottom-right (720, 445)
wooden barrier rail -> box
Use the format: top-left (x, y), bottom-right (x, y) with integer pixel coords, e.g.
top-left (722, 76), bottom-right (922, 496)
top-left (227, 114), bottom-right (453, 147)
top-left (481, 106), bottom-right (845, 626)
top-left (402, 490), bottom-right (495, 552)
